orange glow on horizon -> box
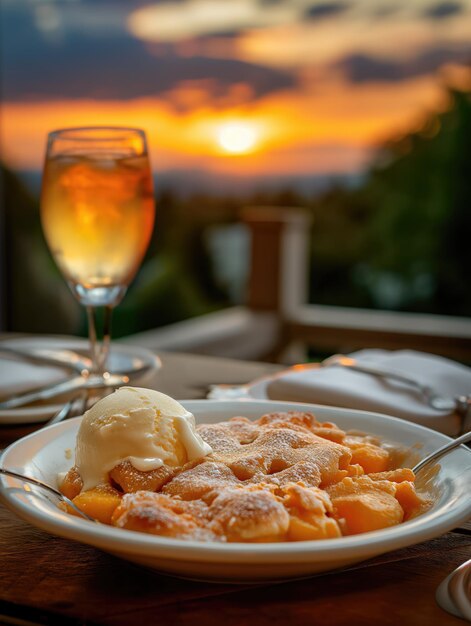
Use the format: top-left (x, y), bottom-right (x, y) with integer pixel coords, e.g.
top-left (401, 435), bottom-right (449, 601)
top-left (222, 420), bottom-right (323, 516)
top-left (1, 73), bottom-right (446, 178)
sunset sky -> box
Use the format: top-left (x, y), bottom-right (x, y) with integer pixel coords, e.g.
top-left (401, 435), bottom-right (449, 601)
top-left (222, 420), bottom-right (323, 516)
top-left (1, 0), bottom-right (470, 192)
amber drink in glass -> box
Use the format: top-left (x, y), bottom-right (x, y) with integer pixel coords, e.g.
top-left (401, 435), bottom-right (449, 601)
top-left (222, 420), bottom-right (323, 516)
top-left (41, 127), bottom-right (155, 375)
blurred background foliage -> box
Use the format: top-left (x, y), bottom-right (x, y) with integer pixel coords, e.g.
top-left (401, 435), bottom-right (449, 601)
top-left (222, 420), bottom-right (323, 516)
top-left (3, 85), bottom-right (471, 337)
top-left (310, 86), bottom-right (471, 316)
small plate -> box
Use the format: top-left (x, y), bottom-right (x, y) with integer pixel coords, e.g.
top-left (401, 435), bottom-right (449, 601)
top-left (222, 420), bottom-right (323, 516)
top-left (0, 336), bottom-right (161, 424)
top-left (207, 364), bottom-right (320, 400)
top-left (1, 400), bottom-right (470, 582)
top-left (207, 363), bottom-right (462, 436)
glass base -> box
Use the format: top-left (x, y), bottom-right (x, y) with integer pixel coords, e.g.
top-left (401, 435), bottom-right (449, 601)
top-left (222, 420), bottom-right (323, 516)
top-left (71, 283), bottom-right (126, 307)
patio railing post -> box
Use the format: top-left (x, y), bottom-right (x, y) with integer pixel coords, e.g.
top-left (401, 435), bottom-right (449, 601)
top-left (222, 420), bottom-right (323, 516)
top-left (241, 207), bottom-right (311, 360)
top-left (242, 206), bottom-right (310, 315)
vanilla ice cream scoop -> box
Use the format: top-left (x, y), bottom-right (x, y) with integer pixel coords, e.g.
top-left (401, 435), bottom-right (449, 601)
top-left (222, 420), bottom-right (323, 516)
top-left (75, 386), bottom-right (212, 490)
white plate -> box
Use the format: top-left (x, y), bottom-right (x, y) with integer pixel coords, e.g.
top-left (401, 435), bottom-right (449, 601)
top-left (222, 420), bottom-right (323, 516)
top-left (1, 399), bottom-right (470, 582)
top-left (0, 337), bottom-right (161, 424)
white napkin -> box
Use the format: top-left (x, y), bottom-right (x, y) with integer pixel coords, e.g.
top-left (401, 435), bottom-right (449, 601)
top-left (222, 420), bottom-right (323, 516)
top-left (267, 350), bottom-right (471, 435)
top-left (0, 357), bottom-right (68, 399)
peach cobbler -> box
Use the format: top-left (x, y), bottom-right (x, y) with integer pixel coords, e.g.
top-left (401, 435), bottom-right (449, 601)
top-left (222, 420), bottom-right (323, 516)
top-left (60, 387), bottom-right (430, 542)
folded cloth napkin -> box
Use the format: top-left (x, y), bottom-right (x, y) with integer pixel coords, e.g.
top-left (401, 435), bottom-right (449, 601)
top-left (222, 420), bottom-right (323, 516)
top-left (0, 357), bottom-right (67, 400)
top-left (267, 349), bottom-right (471, 436)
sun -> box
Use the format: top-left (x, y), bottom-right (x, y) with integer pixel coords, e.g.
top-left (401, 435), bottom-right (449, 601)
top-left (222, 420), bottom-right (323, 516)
top-left (217, 122), bottom-right (258, 155)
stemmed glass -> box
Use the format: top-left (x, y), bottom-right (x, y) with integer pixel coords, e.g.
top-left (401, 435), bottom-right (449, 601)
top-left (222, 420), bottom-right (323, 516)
top-left (40, 127), bottom-right (155, 377)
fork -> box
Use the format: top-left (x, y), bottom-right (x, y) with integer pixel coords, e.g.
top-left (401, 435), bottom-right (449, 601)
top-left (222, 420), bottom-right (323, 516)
top-left (45, 391), bottom-right (89, 427)
top-left (321, 355), bottom-right (471, 415)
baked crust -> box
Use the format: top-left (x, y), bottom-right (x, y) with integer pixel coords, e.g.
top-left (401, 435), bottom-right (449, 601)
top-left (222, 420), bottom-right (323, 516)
top-left (61, 411), bottom-right (429, 541)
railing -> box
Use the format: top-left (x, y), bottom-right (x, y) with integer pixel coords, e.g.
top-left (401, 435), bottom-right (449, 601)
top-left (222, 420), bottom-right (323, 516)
top-left (124, 208), bottom-right (471, 363)
top-left (287, 305), bottom-right (471, 361)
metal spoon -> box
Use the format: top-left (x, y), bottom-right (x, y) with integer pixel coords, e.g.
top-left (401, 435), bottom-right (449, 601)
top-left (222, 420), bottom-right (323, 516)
top-left (322, 355), bottom-right (471, 414)
top-left (0, 345), bottom-right (156, 381)
top-left (0, 345), bottom-right (93, 374)
top-left (0, 468), bottom-right (96, 522)
top-left (412, 430), bottom-right (471, 474)
top-left (0, 373), bottom-right (129, 410)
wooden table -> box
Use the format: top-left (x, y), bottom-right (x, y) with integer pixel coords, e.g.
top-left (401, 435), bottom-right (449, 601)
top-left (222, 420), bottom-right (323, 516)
top-left (1, 351), bottom-right (469, 625)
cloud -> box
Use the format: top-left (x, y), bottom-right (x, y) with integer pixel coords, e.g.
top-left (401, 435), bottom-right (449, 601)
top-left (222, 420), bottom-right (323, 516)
top-left (368, 4), bottom-right (402, 19)
top-left (333, 46), bottom-right (471, 83)
top-left (304, 2), bottom-right (349, 20)
top-left (423, 1), bottom-right (464, 20)
top-left (1, 5), bottom-right (296, 105)
top-left (257, 0), bottom-right (286, 5)
top-left (127, 1), bottom-right (298, 42)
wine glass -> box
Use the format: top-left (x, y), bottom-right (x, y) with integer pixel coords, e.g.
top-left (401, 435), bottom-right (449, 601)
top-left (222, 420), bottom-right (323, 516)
top-left (40, 127), bottom-right (155, 377)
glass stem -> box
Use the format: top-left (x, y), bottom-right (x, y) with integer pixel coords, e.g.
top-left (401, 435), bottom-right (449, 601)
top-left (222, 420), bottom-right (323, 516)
top-left (86, 305), bottom-right (113, 376)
